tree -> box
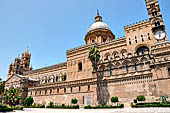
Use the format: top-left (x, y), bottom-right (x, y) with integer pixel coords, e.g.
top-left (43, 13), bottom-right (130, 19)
top-left (0, 81), bottom-right (5, 95)
top-left (111, 96), bottom-right (119, 103)
top-left (136, 95), bottom-right (146, 101)
top-left (88, 46), bottom-right (100, 71)
top-left (71, 98), bottom-right (78, 104)
top-left (88, 46), bottom-right (106, 105)
top-left (3, 88), bottom-right (24, 107)
top-left (0, 78), bottom-right (5, 103)
top-left (24, 96), bottom-right (34, 106)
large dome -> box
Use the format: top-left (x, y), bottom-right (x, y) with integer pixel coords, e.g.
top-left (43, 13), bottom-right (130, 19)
top-left (88, 21), bottom-right (110, 32)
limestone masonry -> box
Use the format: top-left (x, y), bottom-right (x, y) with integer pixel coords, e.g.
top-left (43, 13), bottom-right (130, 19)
top-left (5, 0), bottom-right (170, 106)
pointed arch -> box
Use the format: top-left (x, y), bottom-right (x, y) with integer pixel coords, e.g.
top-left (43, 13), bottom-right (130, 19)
top-left (115, 62), bottom-right (121, 67)
top-left (140, 57), bottom-right (148, 63)
top-left (112, 51), bottom-right (119, 59)
top-left (120, 49), bottom-right (127, 58)
top-left (131, 58), bottom-right (139, 65)
top-left (99, 65), bottom-right (106, 71)
top-left (122, 60), bottom-right (131, 66)
top-left (106, 63), bottom-right (114, 69)
top-left (104, 52), bottom-right (111, 60)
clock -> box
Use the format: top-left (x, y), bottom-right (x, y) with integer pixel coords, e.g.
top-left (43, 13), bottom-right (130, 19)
top-left (154, 30), bottom-right (166, 40)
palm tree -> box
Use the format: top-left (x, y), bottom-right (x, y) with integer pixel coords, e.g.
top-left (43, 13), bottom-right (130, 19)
top-left (3, 88), bottom-right (24, 107)
top-left (88, 46), bottom-right (100, 71)
top-left (88, 46), bottom-right (104, 104)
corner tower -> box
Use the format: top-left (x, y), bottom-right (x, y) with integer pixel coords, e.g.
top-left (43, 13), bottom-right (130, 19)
top-left (145, 0), bottom-right (168, 44)
top-left (85, 11), bottom-right (115, 45)
top-left (21, 48), bottom-right (31, 71)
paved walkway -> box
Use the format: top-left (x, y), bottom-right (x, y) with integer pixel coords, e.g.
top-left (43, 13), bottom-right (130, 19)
top-left (9, 108), bottom-right (170, 113)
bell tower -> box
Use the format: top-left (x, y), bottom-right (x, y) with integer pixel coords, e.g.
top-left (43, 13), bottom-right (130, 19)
top-left (145, 0), bottom-right (168, 44)
top-left (21, 48), bottom-right (31, 71)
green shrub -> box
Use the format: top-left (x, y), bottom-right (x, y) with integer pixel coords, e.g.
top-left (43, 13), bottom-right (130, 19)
top-left (46, 102), bottom-right (54, 108)
top-left (136, 95), bottom-right (146, 101)
top-left (0, 105), bottom-right (23, 112)
top-left (71, 98), bottom-right (78, 104)
top-left (0, 107), bottom-right (13, 112)
top-left (110, 96), bottom-right (119, 103)
top-left (24, 96), bottom-right (34, 106)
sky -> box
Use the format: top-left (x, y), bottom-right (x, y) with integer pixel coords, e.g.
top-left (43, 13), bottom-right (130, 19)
top-left (0, 0), bottom-right (170, 81)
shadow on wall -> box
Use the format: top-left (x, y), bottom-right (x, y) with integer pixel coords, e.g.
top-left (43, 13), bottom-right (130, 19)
top-left (96, 72), bottom-right (110, 105)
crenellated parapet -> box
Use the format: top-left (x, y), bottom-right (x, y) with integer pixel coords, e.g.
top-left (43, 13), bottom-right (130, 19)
top-left (124, 19), bottom-right (151, 33)
top-left (66, 44), bottom-right (89, 55)
top-left (151, 42), bottom-right (170, 54)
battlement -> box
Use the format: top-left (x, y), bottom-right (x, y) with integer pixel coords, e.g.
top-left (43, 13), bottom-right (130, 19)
top-left (145, 0), bottom-right (157, 4)
top-left (66, 44), bottom-right (89, 55)
top-left (124, 19), bottom-right (150, 33)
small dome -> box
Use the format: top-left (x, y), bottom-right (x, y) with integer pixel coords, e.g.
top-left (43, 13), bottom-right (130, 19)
top-left (88, 21), bottom-right (110, 32)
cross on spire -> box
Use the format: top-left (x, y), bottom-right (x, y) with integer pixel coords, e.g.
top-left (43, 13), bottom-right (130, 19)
top-left (97, 9), bottom-right (99, 16)
top-left (95, 9), bottom-right (102, 22)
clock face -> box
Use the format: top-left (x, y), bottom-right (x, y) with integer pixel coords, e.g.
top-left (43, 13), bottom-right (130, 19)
top-left (154, 30), bottom-right (166, 40)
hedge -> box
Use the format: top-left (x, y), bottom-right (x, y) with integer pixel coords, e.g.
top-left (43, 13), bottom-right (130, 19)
top-left (133, 102), bottom-right (170, 108)
top-left (24, 104), bottom-right (45, 108)
top-left (84, 104), bottom-right (124, 109)
top-left (46, 104), bottom-right (79, 109)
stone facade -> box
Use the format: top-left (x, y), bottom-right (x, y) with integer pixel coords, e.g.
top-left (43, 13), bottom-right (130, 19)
top-left (5, 0), bottom-right (170, 106)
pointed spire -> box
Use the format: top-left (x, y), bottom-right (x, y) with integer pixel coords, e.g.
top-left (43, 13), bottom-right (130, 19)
top-left (26, 46), bottom-right (29, 55)
top-left (17, 54), bottom-right (20, 59)
top-left (30, 65), bottom-right (33, 70)
top-left (95, 9), bottom-right (102, 22)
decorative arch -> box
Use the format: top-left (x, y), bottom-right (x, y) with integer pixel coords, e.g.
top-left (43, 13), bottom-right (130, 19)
top-left (150, 7), bottom-right (158, 12)
top-left (48, 75), bottom-right (54, 83)
top-left (42, 76), bottom-right (47, 84)
top-left (152, 18), bottom-right (161, 27)
top-left (122, 60), bottom-right (131, 66)
top-left (99, 65), bottom-right (106, 71)
top-left (120, 49), bottom-right (127, 58)
top-left (156, 68), bottom-right (163, 79)
top-left (140, 57), bottom-right (148, 63)
top-left (112, 51), bottom-right (119, 59)
top-left (136, 46), bottom-right (149, 55)
top-left (135, 44), bottom-right (149, 52)
top-left (115, 62), bottom-right (121, 67)
top-left (106, 63), bottom-right (114, 69)
top-left (104, 52), bottom-right (111, 60)
top-left (131, 58), bottom-right (139, 65)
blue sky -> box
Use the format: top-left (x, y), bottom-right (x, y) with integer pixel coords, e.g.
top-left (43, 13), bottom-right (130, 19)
top-left (0, 0), bottom-right (170, 80)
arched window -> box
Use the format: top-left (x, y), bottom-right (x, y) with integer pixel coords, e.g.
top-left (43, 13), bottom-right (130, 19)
top-left (64, 88), bottom-right (66, 93)
top-left (88, 85), bottom-right (90, 91)
top-left (50, 89), bottom-right (52, 94)
top-left (79, 86), bottom-right (81, 92)
top-left (63, 75), bottom-right (67, 81)
top-left (71, 87), bottom-right (72, 92)
top-left (155, 21), bottom-right (160, 27)
top-left (136, 46), bottom-right (149, 55)
top-left (78, 62), bottom-right (82, 71)
top-left (56, 76), bottom-right (58, 82)
top-left (92, 40), bottom-right (95, 44)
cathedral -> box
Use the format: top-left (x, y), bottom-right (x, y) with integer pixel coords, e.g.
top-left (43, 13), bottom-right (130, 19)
top-left (5, 0), bottom-right (170, 106)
